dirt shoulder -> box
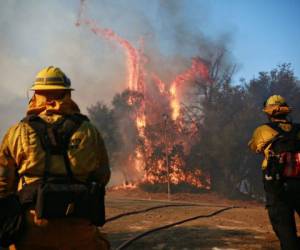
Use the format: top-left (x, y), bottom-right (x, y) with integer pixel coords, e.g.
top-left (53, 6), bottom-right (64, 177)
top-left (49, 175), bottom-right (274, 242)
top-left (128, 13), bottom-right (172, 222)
top-left (103, 189), bottom-right (284, 249)
top-left (107, 188), bottom-right (262, 205)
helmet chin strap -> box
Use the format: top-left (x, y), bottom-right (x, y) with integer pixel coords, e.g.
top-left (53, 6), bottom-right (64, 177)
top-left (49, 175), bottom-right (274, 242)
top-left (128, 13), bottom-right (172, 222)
top-left (26, 87), bottom-right (34, 103)
top-left (26, 88), bottom-right (30, 102)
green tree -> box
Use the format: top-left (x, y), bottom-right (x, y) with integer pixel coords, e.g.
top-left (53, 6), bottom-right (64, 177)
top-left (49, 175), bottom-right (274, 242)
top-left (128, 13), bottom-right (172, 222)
top-left (192, 63), bottom-right (300, 197)
top-left (87, 102), bottom-right (118, 158)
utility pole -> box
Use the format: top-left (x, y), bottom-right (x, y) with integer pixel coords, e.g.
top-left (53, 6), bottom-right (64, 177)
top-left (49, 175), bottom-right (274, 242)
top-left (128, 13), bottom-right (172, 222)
top-left (163, 114), bottom-right (171, 200)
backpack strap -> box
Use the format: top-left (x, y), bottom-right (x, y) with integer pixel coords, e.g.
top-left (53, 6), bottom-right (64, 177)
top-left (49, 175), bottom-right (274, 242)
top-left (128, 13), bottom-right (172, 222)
top-left (263, 122), bottom-right (300, 180)
top-left (264, 122), bottom-right (300, 153)
top-left (21, 115), bottom-right (52, 182)
top-left (262, 123), bottom-right (282, 150)
top-left (265, 122), bottom-right (286, 134)
top-left (262, 122), bottom-right (289, 151)
top-left (53, 114), bottom-right (89, 181)
top-left (21, 114), bottom-right (89, 183)
top-left (21, 115), bottom-right (49, 150)
top-left (265, 122), bottom-right (300, 137)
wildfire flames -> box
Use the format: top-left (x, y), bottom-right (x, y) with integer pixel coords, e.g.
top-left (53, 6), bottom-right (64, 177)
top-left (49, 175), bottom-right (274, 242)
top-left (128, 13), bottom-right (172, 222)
top-left (77, 0), bottom-right (211, 191)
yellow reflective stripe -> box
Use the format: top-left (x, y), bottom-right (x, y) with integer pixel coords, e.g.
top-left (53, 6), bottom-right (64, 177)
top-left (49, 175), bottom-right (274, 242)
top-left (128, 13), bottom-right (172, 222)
top-left (35, 77), bottom-right (66, 85)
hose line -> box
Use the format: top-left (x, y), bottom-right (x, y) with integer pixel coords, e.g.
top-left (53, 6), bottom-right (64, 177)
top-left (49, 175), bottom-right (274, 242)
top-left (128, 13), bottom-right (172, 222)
top-left (115, 206), bottom-right (240, 250)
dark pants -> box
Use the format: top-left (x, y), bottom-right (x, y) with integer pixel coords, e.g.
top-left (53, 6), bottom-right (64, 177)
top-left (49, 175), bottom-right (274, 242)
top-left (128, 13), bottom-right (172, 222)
top-left (264, 179), bottom-right (300, 250)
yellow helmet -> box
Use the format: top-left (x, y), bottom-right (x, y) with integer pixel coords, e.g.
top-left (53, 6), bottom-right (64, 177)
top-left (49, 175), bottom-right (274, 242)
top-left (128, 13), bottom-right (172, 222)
top-left (265, 95), bottom-right (286, 106)
top-left (263, 95), bottom-right (291, 116)
top-left (31, 66), bottom-right (73, 91)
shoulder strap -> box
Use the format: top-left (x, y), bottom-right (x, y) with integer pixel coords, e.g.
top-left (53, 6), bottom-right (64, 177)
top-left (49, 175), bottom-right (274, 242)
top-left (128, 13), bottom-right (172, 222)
top-left (265, 122), bottom-right (285, 135)
top-left (264, 122), bottom-right (300, 154)
top-left (21, 114), bottom-right (89, 182)
top-left (266, 122), bottom-right (300, 137)
top-left (22, 115), bottom-right (52, 182)
top-left (22, 115), bottom-right (49, 150)
top-left (55, 114), bottom-right (89, 147)
top-left (54, 114), bottom-right (89, 180)
top-left (262, 122), bottom-right (288, 152)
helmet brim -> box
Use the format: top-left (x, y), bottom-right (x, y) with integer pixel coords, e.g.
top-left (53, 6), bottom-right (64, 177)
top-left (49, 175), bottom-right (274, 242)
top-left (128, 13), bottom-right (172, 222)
top-left (263, 105), bottom-right (291, 116)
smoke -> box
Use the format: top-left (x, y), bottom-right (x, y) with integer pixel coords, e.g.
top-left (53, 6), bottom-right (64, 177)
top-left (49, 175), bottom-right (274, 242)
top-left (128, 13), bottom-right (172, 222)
top-left (0, 0), bottom-right (233, 139)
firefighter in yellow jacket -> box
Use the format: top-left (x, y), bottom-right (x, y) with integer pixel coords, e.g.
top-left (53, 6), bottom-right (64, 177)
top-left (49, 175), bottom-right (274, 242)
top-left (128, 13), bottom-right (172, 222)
top-left (249, 95), bottom-right (300, 250)
top-left (0, 66), bottom-right (111, 250)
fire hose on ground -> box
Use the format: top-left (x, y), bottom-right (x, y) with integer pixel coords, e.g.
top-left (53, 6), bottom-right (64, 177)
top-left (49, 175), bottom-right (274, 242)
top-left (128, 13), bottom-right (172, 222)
top-left (111, 205), bottom-right (241, 250)
top-left (106, 202), bottom-right (228, 223)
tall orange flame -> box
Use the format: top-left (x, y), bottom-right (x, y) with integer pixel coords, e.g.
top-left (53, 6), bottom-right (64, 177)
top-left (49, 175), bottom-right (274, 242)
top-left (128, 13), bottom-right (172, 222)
top-left (169, 58), bottom-right (210, 120)
top-left (76, 2), bottom-right (142, 91)
top-left (76, 0), bottom-right (211, 190)
top-left (80, 19), bottom-right (141, 91)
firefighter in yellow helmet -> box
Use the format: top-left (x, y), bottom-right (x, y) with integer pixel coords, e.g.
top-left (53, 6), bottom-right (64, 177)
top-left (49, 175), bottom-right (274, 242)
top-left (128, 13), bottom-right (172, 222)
top-left (249, 95), bottom-right (300, 250)
top-left (0, 66), bottom-right (111, 249)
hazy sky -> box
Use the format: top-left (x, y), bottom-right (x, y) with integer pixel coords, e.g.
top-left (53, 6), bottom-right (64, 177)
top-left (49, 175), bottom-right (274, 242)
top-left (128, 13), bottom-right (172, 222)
top-left (0, 0), bottom-right (299, 137)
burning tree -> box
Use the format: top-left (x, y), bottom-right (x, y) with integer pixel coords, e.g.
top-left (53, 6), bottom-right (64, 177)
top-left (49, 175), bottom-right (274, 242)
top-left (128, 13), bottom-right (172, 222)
top-left (77, 0), bottom-right (214, 191)
top-left (88, 73), bottom-right (212, 191)
top-left (137, 64), bottom-right (212, 191)
top-left (77, 0), bottom-right (227, 192)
